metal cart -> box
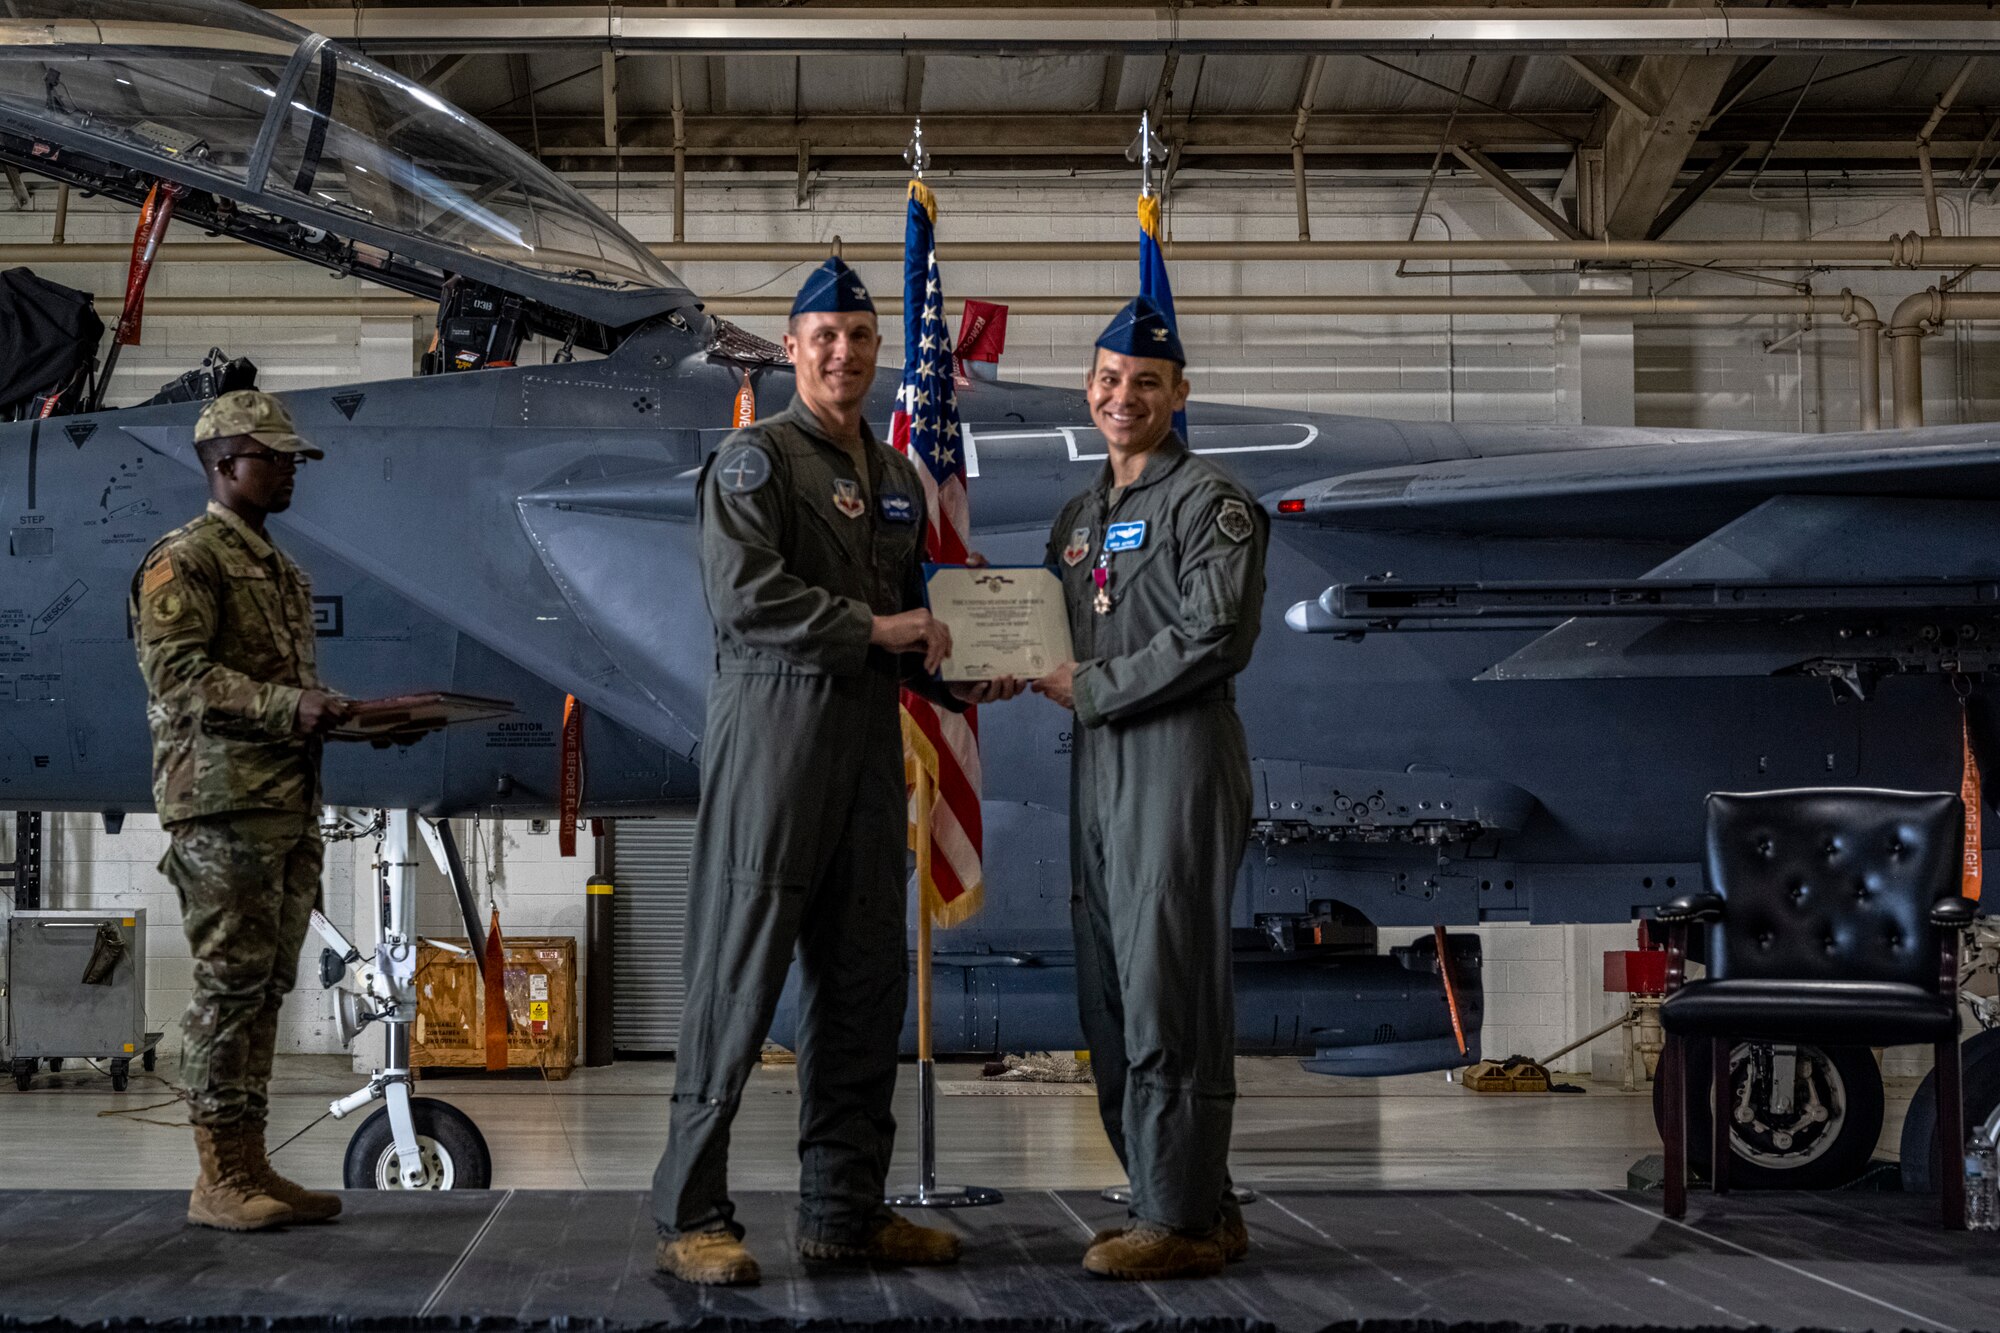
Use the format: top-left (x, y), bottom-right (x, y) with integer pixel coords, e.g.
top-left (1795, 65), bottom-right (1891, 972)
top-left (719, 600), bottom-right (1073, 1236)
top-left (4, 909), bottom-right (161, 1090)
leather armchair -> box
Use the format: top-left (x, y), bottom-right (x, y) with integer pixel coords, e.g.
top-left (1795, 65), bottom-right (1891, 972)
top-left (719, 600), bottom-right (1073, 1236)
top-left (1657, 789), bottom-right (1972, 1228)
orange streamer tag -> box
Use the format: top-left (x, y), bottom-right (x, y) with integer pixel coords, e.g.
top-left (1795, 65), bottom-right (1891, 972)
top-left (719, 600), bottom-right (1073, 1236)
top-left (733, 374), bottom-right (756, 428)
top-left (1964, 705), bottom-right (1983, 902)
top-left (483, 907), bottom-right (508, 1071)
top-left (559, 694), bottom-right (583, 858)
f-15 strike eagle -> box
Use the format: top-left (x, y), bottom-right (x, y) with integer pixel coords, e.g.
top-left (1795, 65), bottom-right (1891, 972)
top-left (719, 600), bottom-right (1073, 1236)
top-left (3, 0), bottom-right (1994, 1190)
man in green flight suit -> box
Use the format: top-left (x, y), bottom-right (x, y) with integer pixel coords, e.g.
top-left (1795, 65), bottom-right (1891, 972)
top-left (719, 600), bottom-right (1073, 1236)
top-left (131, 390), bottom-right (352, 1231)
top-left (652, 257), bottom-right (1019, 1286)
top-left (1033, 297), bottom-right (1270, 1281)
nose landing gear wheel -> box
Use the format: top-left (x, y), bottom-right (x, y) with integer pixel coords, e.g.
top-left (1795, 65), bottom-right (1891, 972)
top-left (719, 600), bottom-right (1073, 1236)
top-left (1897, 1028), bottom-right (2000, 1194)
top-left (341, 1097), bottom-right (492, 1190)
top-left (1653, 1041), bottom-right (1883, 1189)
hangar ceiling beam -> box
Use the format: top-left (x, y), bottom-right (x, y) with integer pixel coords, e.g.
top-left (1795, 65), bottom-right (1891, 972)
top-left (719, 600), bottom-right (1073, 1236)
top-left (416, 53), bottom-right (473, 90)
top-left (1644, 143), bottom-right (1747, 240)
top-left (1449, 143), bottom-right (1585, 241)
top-left (1098, 54), bottom-right (1124, 113)
top-left (601, 52), bottom-right (621, 150)
top-left (1560, 56), bottom-right (1655, 121)
top-left (1598, 53), bottom-right (1739, 239)
top-left (271, 7), bottom-right (2000, 56)
top-left (119, 292), bottom-right (1884, 320)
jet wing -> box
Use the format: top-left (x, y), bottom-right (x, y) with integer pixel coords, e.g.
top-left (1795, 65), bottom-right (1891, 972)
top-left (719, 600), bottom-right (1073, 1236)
top-left (1268, 421), bottom-right (2000, 541)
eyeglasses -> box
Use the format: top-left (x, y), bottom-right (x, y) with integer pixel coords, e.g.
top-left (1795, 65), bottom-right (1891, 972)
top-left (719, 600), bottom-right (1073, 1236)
top-left (218, 450), bottom-right (303, 470)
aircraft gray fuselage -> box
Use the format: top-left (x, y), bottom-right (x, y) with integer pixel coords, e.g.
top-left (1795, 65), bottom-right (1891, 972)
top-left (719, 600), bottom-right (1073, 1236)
top-left (4, 312), bottom-right (1987, 1071)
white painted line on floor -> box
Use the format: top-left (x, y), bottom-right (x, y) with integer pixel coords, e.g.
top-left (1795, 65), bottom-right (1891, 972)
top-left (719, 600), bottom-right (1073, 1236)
top-left (418, 1188), bottom-right (516, 1316)
top-left (1589, 1189), bottom-right (1960, 1333)
top-left (1045, 1189), bottom-right (1175, 1318)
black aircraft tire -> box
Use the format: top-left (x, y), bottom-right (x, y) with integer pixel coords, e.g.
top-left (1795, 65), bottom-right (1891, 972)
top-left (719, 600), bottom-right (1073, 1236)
top-left (1897, 1028), bottom-right (2000, 1195)
top-left (11, 1059), bottom-right (32, 1092)
top-left (45, 1058), bottom-right (62, 1073)
top-left (1652, 1040), bottom-right (1883, 1190)
top-left (342, 1098), bottom-right (491, 1190)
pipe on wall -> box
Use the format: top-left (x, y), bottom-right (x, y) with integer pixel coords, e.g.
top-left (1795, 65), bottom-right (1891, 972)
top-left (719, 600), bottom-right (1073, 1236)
top-left (5, 232), bottom-right (2000, 267)
top-left (1888, 288), bottom-right (2000, 427)
top-left (123, 293), bottom-right (1880, 319)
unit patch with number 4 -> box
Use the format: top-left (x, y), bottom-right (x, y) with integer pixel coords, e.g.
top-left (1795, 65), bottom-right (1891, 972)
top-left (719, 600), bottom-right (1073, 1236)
top-left (1216, 498), bottom-right (1254, 544)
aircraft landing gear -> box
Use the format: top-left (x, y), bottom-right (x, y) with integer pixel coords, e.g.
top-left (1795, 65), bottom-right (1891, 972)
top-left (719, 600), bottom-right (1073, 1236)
top-left (314, 809), bottom-right (494, 1191)
top-left (1898, 1027), bottom-right (2000, 1194)
top-left (343, 1097), bottom-right (491, 1189)
top-left (1653, 1041), bottom-right (1883, 1189)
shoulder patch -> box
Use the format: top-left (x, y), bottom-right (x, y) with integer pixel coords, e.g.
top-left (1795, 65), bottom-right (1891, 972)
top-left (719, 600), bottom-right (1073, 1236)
top-left (1216, 497), bottom-right (1254, 544)
top-left (141, 556), bottom-right (176, 595)
top-left (715, 444), bottom-right (773, 495)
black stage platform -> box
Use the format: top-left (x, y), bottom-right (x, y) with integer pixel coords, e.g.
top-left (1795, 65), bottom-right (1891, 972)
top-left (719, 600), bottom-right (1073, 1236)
top-left (0, 1188), bottom-right (1991, 1333)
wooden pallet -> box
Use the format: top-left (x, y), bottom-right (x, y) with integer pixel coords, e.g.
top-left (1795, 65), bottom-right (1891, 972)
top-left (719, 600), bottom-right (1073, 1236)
top-left (411, 935), bottom-right (577, 1079)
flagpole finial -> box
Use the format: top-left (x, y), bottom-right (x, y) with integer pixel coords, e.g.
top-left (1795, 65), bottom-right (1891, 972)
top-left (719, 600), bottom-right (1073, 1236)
top-left (905, 117), bottom-right (929, 179)
top-left (1126, 109), bottom-right (1168, 197)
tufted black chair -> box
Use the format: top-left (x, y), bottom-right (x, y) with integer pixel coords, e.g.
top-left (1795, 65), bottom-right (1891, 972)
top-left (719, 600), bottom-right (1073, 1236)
top-left (1657, 789), bottom-right (1976, 1227)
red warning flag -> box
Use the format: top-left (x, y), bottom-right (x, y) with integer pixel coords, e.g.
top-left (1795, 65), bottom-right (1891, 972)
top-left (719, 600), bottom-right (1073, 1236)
top-left (1964, 703), bottom-right (1983, 902)
top-left (114, 182), bottom-right (186, 348)
top-left (483, 906), bottom-right (508, 1071)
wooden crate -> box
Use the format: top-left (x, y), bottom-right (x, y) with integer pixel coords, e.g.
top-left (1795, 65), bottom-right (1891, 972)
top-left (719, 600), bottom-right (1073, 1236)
top-left (412, 936), bottom-right (577, 1079)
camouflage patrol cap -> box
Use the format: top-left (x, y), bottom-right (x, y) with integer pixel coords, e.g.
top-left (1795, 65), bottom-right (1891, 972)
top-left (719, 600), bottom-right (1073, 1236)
top-left (193, 390), bottom-right (324, 459)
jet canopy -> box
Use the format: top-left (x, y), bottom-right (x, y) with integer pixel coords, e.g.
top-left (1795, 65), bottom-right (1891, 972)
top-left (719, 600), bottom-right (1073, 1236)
top-left (0, 0), bottom-right (695, 336)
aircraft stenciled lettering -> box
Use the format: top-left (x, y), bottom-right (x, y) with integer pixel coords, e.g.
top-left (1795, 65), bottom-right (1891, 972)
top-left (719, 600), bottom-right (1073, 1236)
top-left (31, 581), bottom-right (85, 636)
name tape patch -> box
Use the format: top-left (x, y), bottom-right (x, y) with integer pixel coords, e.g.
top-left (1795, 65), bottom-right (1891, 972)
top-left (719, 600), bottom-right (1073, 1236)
top-left (1104, 520), bottom-right (1147, 553)
top-left (879, 492), bottom-right (917, 524)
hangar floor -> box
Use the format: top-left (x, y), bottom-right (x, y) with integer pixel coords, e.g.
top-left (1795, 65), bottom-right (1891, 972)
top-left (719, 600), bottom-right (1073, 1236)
top-left (0, 1057), bottom-right (1957, 1333)
top-left (0, 1054), bottom-right (1698, 1192)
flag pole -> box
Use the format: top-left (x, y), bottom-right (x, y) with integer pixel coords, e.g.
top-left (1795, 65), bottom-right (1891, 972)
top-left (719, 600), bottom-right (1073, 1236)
top-left (887, 118), bottom-right (998, 1209)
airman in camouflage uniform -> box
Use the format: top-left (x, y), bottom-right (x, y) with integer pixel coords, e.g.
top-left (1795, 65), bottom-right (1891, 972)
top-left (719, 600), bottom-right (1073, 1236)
top-left (131, 390), bottom-right (351, 1231)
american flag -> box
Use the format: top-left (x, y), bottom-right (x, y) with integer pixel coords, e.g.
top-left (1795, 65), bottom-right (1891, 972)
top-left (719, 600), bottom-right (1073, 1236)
top-left (892, 179), bottom-right (983, 926)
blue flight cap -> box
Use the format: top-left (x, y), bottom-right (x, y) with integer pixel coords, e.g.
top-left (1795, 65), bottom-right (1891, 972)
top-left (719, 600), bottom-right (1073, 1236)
top-left (1094, 295), bottom-right (1185, 365)
top-left (790, 256), bottom-right (876, 316)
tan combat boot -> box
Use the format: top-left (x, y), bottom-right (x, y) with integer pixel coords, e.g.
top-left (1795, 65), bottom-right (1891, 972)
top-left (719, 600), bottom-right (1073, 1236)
top-left (1082, 1224), bottom-right (1225, 1280)
top-left (656, 1231), bottom-right (761, 1286)
top-left (242, 1121), bottom-right (342, 1222)
top-left (188, 1124), bottom-right (296, 1231)
top-left (1091, 1213), bottom-right (1249, 1263)
top-left (799, 1213), bottom-right (962, 1266)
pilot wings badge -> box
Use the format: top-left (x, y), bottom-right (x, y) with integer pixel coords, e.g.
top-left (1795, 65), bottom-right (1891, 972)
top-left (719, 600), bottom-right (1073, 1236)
top-left (832, 478), bottom-right (866, 518)
top-left (1061, 526), bottom-right (1091, 566)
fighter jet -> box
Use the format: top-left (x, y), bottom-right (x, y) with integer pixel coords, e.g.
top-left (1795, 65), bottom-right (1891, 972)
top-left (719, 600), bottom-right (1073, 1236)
top-left (3, 0), bottom-right (1994, 1190)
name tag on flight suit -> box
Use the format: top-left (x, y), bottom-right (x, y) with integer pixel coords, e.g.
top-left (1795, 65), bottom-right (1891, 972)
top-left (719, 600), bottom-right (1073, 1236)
top-left (1104, 520), bottom-right (1147, 553)
top-left (879, 493), bottom-right (917, 524)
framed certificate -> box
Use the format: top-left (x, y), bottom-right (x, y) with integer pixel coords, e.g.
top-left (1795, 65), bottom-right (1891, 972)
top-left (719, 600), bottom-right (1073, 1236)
top-left (923, 565), bottom-right (1073, 683)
